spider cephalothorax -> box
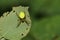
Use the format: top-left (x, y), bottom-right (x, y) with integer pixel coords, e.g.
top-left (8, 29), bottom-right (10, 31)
top-left (16, 11), bottom-right (29, 27)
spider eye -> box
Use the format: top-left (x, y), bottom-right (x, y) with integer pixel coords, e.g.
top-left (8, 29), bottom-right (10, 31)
top-left (19, 11), bottom-right (25, 19)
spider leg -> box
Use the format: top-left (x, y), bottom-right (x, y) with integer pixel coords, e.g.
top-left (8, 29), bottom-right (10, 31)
top-left (16, 21), bottom-right (21, 28)
top-left (0, 37), bottom-right (8, 40)
top-left (16, 13), bottom-right (21, 28)
top-left (16, 13), bottom-right (20, 19)
top-left (24, 20), bottom-right (29, 26)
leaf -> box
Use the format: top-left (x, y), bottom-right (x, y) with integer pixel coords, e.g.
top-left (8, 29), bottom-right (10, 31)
top-left (0, 6), bottom-right (31, 40)
top-left (30, 0), bottom-right (60, 16)
top-left (30, 15), bottom-right (60, 40)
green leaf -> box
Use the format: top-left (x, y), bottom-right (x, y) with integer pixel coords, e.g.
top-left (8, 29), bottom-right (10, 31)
top-left (0, 6), bottom-right (31, 40)
top-left (30, 15), bottom-right (60, 40)
top-left (30, 0), bottom-right (60, 15)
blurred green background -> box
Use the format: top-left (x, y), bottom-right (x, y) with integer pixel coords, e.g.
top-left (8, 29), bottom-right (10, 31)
top-left (0, 0), bottom-right (60, 40)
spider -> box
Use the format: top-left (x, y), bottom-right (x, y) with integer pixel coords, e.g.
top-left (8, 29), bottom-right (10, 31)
top-left (16, 11), bottom-right (29, 28)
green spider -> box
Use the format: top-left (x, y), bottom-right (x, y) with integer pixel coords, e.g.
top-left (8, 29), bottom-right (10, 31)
top-left (16, 11), bottom-right (29, 28)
